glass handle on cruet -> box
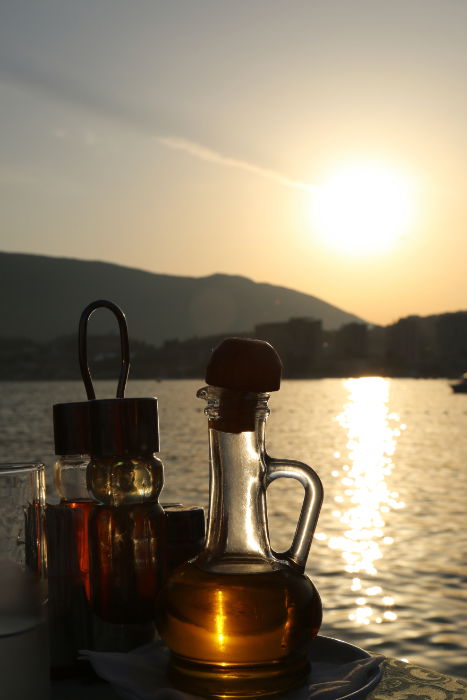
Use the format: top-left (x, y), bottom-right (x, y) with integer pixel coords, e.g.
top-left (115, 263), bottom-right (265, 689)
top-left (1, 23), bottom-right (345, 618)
top-left (265, 457), bottom-right (324, 573)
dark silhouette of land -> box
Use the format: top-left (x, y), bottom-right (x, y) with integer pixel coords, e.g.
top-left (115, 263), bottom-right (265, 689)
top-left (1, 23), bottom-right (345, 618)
top-left (0, 252), bottom-right (363, 345)
top-left (1, 252), bottom-right (465, 381)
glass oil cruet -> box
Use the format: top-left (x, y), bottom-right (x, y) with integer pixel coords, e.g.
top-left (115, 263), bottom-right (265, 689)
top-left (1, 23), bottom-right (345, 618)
top-left (157, 337), bottom-right (324, 698)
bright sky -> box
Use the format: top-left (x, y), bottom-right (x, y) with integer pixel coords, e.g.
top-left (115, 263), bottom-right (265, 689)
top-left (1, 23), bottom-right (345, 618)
top-left (1, 1), bottom-right (466, 326)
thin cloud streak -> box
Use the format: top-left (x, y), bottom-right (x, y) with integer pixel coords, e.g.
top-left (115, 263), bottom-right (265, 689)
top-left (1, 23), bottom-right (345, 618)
top-left (1, 53), bottom-right (317, 194)
top-left (157, 137), bottom-right (318, 193)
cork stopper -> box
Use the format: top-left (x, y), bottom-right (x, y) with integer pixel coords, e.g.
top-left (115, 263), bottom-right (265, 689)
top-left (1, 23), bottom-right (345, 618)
top-left (205, 337), bottom-right (282, 392)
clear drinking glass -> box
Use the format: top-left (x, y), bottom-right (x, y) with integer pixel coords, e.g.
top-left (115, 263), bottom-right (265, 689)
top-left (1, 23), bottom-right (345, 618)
top-left (0, 462), bottom-right (49, 699)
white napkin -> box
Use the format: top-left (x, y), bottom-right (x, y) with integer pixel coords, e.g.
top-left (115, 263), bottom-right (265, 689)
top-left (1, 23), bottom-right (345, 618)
top-left (82, 640), bottom-right (385, 700)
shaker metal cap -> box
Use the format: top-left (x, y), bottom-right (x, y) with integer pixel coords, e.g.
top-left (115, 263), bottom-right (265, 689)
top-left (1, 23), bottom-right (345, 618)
top-left (88, 397), bottom-right (159, 457)
top-left (79, 301), bottom-right (160, 456)
top-left (53, 299), bottom-right (160, 458)
top-left (206, 337), bottom-right (282, 392)
top-left (53, 401), bottom-right (91, 455)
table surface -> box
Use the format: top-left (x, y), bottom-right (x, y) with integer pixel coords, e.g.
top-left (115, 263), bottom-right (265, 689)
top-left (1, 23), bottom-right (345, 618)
top-left (368, 658), bottom-right (467, 699)
top-left (51, 658), bottom-right (467, 700)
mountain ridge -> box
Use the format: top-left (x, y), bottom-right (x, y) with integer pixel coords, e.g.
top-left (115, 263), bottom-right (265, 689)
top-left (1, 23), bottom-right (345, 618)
top-left (0, 251), bottom-right (366, 346)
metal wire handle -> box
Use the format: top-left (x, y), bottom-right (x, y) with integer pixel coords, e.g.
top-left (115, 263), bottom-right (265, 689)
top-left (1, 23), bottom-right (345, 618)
top-left (78, 299), bottom-right (130, 400)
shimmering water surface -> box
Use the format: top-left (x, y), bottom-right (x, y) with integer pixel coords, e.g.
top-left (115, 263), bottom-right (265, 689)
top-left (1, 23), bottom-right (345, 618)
top-left (1, 378), bottom-right (466, 678)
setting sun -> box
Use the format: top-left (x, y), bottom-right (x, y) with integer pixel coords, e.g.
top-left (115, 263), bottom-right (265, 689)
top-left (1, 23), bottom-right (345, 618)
top-left (311, 163), bottom-right (415, 256)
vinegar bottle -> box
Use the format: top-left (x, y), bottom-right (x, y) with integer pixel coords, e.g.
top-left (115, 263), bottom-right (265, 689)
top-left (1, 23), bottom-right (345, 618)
top-left (48, 401), bottom-right (94, 675)
top-left (52, 403), bottom-right (93, 600)
top-left (157, 338), bottom-right (324, 698)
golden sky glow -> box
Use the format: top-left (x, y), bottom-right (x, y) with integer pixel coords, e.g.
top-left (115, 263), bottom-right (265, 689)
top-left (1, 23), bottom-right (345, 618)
top-left (1, 2), bottom-right (466, 325)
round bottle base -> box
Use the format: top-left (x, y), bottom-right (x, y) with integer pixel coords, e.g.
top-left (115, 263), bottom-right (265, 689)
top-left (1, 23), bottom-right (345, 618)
top-left (168, 653), bottom-right (310, 698)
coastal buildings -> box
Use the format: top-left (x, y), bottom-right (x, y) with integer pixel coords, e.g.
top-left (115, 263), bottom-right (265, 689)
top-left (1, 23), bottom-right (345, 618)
top-left (1, 312), bottom-right (467, 380)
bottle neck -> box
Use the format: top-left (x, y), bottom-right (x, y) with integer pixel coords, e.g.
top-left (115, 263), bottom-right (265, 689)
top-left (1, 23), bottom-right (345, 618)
top-left (198, 387), bottom-right (275, 573)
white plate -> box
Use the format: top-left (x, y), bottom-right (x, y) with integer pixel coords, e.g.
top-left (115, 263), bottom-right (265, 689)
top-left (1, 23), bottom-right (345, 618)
top-left (52, 636), bottom-right (383, 700)
top-left (309, 635), bottom-right (383, 700)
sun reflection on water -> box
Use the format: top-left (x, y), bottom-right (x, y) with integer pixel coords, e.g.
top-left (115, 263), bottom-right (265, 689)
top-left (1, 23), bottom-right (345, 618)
top-left (328, 377), bottom-right (405, 626)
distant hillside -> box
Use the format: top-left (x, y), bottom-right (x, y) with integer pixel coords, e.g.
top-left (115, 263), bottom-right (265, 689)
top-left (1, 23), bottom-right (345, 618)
top-left (0, 252), bottom-right (365, 345)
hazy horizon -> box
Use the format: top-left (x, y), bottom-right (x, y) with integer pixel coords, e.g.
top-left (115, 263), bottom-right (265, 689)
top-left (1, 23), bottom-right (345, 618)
top-left (2, 1), bottom-right (466, 326)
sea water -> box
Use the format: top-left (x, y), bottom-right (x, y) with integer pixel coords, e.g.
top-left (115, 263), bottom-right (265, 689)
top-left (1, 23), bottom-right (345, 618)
top-left (0, 378), bottom-right (466, 679)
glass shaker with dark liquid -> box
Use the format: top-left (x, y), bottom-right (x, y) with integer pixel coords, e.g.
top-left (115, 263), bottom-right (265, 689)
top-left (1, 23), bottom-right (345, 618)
top-left (86, 397), bottom-right (167, 646)
top-left (49, 299), bottom-right (168, 663)
top-left (157, 338), bottom-right (324, 698)
top-left (78, 300), bottom-right (167, 650)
